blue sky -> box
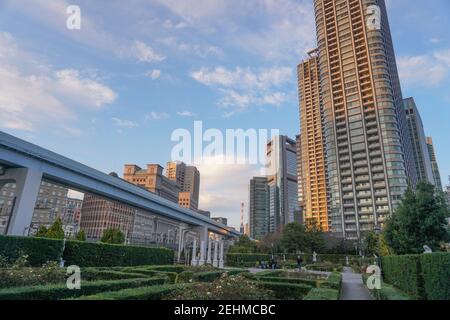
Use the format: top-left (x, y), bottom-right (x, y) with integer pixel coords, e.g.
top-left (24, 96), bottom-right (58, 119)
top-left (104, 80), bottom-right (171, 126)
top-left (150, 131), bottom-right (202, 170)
top-left (0, 0), bottom-right (449, 229)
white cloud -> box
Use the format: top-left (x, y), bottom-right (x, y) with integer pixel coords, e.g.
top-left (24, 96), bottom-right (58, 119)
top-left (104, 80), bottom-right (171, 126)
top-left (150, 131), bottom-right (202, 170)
top-left (158, 37), bottom-right (224, 58)
top-left (112, 117), bottom-right (138, 129)
top-left (398, 50), bottom-right (450, 87)
top-left (145, 111), bottom-right (171, 120)
top-left (132, 41), bottom-right (166, 63)
top-left (196, 160), bottom-right (260, 229)
top-left (191, 66), bottom-right (292, 113)
top-left (0, 32), bottom-right (116, 132)
top-left (146, 69), bottom-right (161, 80)
top-left (177, 110), bottom-right (196, 117)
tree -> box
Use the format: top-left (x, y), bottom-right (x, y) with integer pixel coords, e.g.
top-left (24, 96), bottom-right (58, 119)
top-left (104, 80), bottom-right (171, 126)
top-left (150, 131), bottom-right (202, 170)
top-left (45, 218), bottom-right (65, 239)
top-left (257, 232), bottom-right (282, 254)
top-left (75, 230), bottom-right (86, 241)
top-left (304, 219), bottom-right (326, 253)
top-left (229, 235), bottom-right (257, 253)
top-left (384, 182), bottom-right (450, 254)
top-left (280, 223), bottom-right (308, 253)
top-left (363, 231), bottom-right (379, 256)
top-left (101, 228), bottom-right (125, 244)
top-left (35, 225), bottom-right (48, 238)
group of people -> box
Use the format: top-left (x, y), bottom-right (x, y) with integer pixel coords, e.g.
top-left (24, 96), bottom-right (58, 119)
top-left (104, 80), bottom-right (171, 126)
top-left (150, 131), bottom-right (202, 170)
top-left (258, 258), bottom-right (279, 270)
top-left (257, 255), bottom-right (305, 270)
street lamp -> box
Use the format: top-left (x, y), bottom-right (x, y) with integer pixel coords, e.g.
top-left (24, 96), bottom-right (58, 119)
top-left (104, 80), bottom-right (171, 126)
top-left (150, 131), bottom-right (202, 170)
top-left (373, 225), bottom-right (381, 267)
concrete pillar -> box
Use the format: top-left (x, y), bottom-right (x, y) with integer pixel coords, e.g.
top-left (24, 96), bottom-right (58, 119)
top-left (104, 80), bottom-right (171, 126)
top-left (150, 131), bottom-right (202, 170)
top-left (199, 240), bottom-right (206, 266)
top-left (219, 240), bottom-right (224, 268)
top-left (191, 238), bottom-right (198, 266)
top-left (213, 241), bottom-right (219, 267)
top-left (206, 239), bottom-right (212, 264)
top-left (1, 168), bottom-right (43, 236)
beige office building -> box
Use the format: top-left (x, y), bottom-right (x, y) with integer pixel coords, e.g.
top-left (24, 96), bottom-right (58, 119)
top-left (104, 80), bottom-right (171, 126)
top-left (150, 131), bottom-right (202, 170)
top-left (123, 164), bottom-right (179, 203)
top-left (166, 161), bottom-right (200, 210)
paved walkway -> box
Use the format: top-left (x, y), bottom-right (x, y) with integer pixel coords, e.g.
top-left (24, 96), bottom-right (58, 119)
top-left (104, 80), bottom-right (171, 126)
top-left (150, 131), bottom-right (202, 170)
top-left (340, 267), bottom-right (373, 300)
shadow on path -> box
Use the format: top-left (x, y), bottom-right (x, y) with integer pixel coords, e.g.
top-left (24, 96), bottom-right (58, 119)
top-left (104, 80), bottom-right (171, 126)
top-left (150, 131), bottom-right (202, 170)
top-left (340, 267), bottom-right (373, 300)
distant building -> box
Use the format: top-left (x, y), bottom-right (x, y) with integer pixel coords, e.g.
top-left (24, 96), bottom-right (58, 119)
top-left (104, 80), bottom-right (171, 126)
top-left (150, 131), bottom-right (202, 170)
top-left (249, 177), bottom-right (269, 240)
top-left (266, 135), bottom-right (299, 231)
top-left (244, 223), bottom-right (250, 236)
top-left (197, 209), bottom-right (211, 218)
top-left (178, 191), bottom-right (198, 211)
top-left (403, 98), bottom-right (434, 184)
top-left (63, 197), bottom-right (83, 237)
top-left (0, 180), bottom-right (70, 236)
top-left (166, 161), bottom-right (200, 210)
top-left (123, 164), bottom-right (179, 203)
top-left (212, 217), bottom-right (228, 226)
top-left (445, 177), bottom-right (450, 206)
top-left (426, 137), bottom-right (443, 190)
top-left (80, 194), bottom-right (135, 241)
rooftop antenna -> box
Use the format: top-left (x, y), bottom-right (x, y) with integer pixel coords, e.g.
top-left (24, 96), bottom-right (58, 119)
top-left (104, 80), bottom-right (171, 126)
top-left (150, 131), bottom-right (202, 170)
top-left (240, 202), bottom-right (244, 234)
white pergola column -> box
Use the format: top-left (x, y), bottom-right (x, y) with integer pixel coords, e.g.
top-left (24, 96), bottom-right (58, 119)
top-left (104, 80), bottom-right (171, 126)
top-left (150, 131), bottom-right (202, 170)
top-left (198, 240), bottom-right (206, 266)
top-left (213, 241), bottom-right (219, 267)
top-left (219, 240), bottom-right (224, 268)
top-left (191, 238), bottom-right (198, 266)
top-left (1, 168), bottom-right (43, 236)
top-left (206, 239), bottom-right (212, 264)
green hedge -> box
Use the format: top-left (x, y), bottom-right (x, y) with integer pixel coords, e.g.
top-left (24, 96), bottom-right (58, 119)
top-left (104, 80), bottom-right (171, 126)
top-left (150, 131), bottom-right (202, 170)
top-left (303, 272), bottom-right (342, 300)
top-left (81, 269), bottom-right (151, 281)
top-left (320, 272), bottom-right (342, 291)
top-left (226, 253), bottom-right (361, 268)
top-left (362, 274), bottom-right (411, 300)
top-left (74, 283), bottom-right (191, 300)
top-left (381, 255), bottom-right (425, 299)
top-left (192, 270), bottom-right (244, 282)
top-left (0, 278), bottom-right (165, 300)
top-left (303, 288), bottom-right (339, 300)
top-left (420, 253), bottom-right (450, 300)
top-left (63, 241), bottom-right (173, 267)
top-left (258, 281), bottom-right (312, 300)
top-left (0, 235), bottom-right (174, 268)
top-left (0, 235), bottom-right (63, 266)
top-left (254, 276), bottom-right (317, 288)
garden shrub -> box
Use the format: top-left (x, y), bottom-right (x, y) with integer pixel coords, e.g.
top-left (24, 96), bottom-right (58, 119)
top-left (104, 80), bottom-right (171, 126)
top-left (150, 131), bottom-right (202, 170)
top-left (319, 272), bottom-right (342, 291)
top-left (381, 255), bottom-right (425, 299)
top-left (258, 281), bottom-right (312, 300)
top-left (63, 241), bottom-right (173, 267)
top-left (303, 288), bottom-right (339, 300)
top-left (80, 269), bottom-right (148, 281)
top-left (0, 235), bottom-right (174, 268)
top-left (420, 253), bottom-right (450, 300)
top-left (305, 262), bottom-right (343, 272)
top-left (0, 235), bottom-right (63, 266)
top-left (192, 271), bottom-right (225, 282)
top-left (0, 260), bottom-right (65, 288)
top-left (167, 273), bottom-right (273, 300)
top-left (0, 278), bottom-right (165, 300)
top-left (75, 284), bottom-right (191, 300)
top-left (255, 276), bottom-right (317, 288)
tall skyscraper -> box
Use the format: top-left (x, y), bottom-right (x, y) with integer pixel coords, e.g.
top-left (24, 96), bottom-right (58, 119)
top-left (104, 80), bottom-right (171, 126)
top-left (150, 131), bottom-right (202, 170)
top-left (249, 177), bottom-right (269, 240)
top-left (166, 161), bottom-right (200, 210)
top-left (403, 97), bottom-right (434, 184)
top-left (266, 135), bottom-right (299, 231)
top-left (426, 137), bottom-right (443, 190)
top-left (298, 50), bottom-right (330, 231)
top-left (299, 0), bottom-right (418, 240)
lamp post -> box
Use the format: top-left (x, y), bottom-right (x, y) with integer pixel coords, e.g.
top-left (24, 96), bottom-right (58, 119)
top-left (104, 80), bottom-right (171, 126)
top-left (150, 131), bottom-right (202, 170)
top-left (374, 225), bottom-right (381, 267)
